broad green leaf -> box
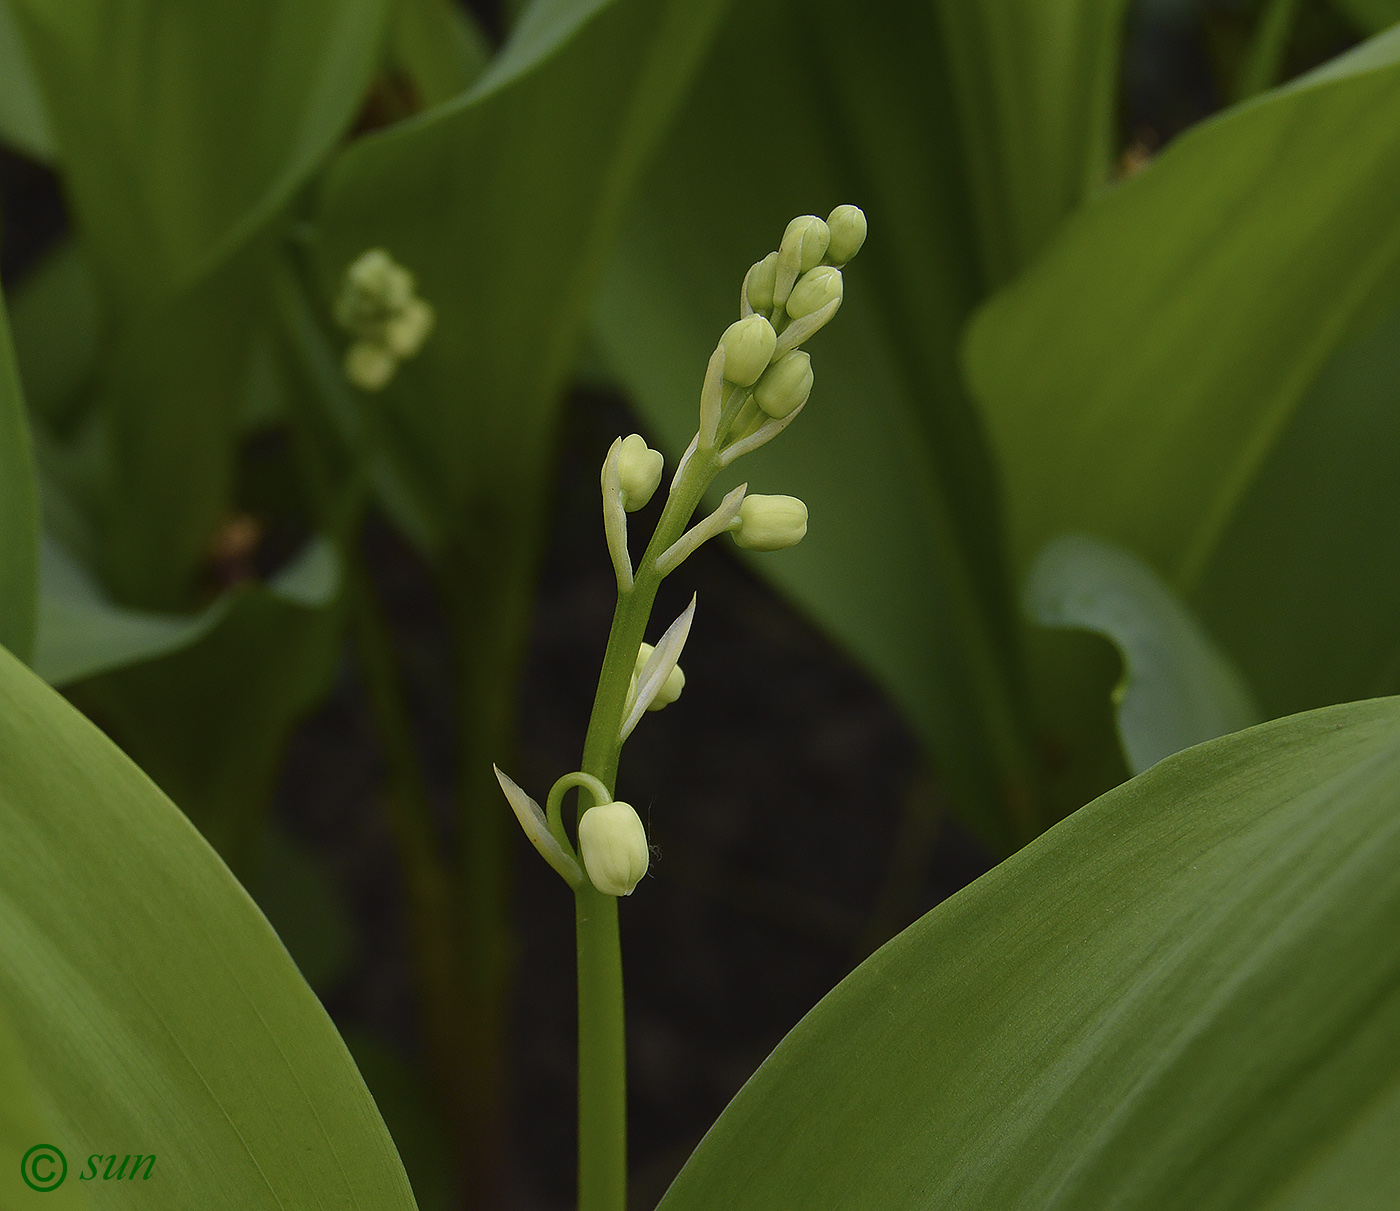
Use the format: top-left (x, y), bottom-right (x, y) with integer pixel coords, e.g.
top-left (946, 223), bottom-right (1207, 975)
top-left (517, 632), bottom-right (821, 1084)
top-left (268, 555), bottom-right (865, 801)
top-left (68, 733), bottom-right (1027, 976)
top-left (0, 285), bottom-right (37, 663)
top-left (33, 535), bottom-right (227, 687)
top-left (9, 0), bottom-right (388, 300)
top-left (389, 0), bottom-right (490, 107)
top-left (0, 1006), bottom-right (87, 1209)
top-left (660, 696), bottom-right (1400, 1210)
top-left (934, 0), bottom-right (1130, 285)
top-left (0, 0), bottom-right (53, 162)
top-left (1193, 288), bottom-right (1400, 718)
top-left (8, 241), bottom-right (101, 429)
top-left (0, 643), bottom-right (415, 1210)
top-left (593, 0), bottom-right (1043, 846)
top-left (1330, 0), bottom-right (1400, 33)
top-left (72, 540), bottom-right (343, 870)
top-left (312, 0), bottom-right (729, 563)
top-left (1026, 532), bottom-right (1260, 775)
top-left (966, 26), bottom-right (1400, 588)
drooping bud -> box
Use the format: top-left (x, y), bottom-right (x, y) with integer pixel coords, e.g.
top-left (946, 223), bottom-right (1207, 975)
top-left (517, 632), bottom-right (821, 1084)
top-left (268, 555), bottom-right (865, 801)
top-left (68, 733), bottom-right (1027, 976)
top-left (633, 642), bottom-right (685, 709)
top-left (579, 801), bottom-right (650, 896)
top-left (719, 314), bottom-right (777, 387)
top-left (732, 494), bottom-right (808, 551)
top-left (744, 252), bottom-right (779, 313)
top-left (616, 434), bottom-right (664, 511)
top-left (753, 351), bottom-right (813, 419)
top-left (345, 342), bottom-right (397, 392)
top-left (787, 266), bottom-right (843, 319)
top-left (384, 298), bottom-right (435, 359)
top-left (825, 205), bottom-right (867, 264)
top-left (335, 248), bottom-right (416, 332)
top-left (782, 215), bottom-right (831, 273)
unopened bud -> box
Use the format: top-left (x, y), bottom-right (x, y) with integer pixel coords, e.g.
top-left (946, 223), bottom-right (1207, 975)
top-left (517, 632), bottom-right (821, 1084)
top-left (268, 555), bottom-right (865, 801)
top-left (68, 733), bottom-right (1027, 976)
top-left (579, 801), bottom-right (650, 896)
top-left (385, 298), bottom-right (435, 359)
top-left (720, 315), bottom-right (777, 387)
top-left (345, 342), bottom-right (397, 392)
top-left (825, 205), bottom-right (867, 264)
top-left (617, 434), bottom-right (663, 511)
top-left (335, 248), bottom-right (416, 332)
top-left (733, 494), bottom-right (808, 551)
top-left (787, 266), bottom-right (843, 319)
top-left (744, 252), bottom-right (779, 313)
top-left (781, 215), bottom-right (830, 273)
top-left (633, 642), bottom-right (685, 709)
top-left (753, 351), bottom-right (813, 419)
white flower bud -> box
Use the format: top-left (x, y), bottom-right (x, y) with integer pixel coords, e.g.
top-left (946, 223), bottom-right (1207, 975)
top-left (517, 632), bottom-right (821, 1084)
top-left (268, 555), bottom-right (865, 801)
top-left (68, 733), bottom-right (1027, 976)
top-left (633, 642), bottom-right (684, 709)
top-left (781, 215), bottom-right (831, 273)
top-left (719, 314), bottom-right (777, 387)
top-left (787, 266), bottom-right (843, 319)
top-left (744, 252), bottom-right (779, 313)
top-left (384, 297), bottom-right (435, 359)
top-left (616, 434), bottom-right (663, 511)
top-left (579, 801), bottom-right (650, 896)
top-left (825, 204), bottom-right (867, 264)
top-left (733, 494), bottom-right (808, 551)
top-left (345, 342), bottom-right (397, 392)
top-left (753, 351), bottom-right (813, 419)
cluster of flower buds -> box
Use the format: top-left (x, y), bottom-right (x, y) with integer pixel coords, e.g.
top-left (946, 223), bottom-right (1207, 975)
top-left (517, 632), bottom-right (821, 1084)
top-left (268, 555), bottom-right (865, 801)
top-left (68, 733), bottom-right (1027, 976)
top-left (499, 208), bottom-right (864, 900)
top-left (334, 248), bottom-right (436, 391)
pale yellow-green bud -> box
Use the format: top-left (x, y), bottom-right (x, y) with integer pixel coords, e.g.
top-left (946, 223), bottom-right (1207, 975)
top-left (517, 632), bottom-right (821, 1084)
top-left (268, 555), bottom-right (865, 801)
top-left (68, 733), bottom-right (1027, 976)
top-left (579, 801), bottom-right (650, 896)
top-left (733, 494), bottom-right (808, 551)
top-left (335, 248), bottom-right (416, 333)
top-left (782, 215), bottom-right (831, 273)
top-left (720, 314), bottom-right (777, 387)
top-left (744, 252), bottom-right (779, 313)
top-left (384, 298), bottom-right (435, 359)
top-left (633, 642), bottom-right (685, 708)
top-left (787, 266), bottom-right (843, 319)
top-left (753, 351), bottom-right (813, 419)
top-left (345, 342), bottom-right (397, 392)
top-left (617, 434), bottom-right (663, 511)
top-left (825, 205), bottom-right (867, 264)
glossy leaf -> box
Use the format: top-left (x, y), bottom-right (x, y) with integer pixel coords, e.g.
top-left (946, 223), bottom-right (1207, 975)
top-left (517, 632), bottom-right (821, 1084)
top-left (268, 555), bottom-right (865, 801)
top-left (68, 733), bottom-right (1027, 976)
top-left (9, 0), bottom-right (388, 300)
top-left (312, 0), bottom-right (729, 562)
top-left (0, 284), bottom-right (37, 663)
top-left (1026, 532), bottom-right (1260, 774)
top-left (661, 696), bottom-right (1400, 1210)
top-left (966, 26), bottom-right (1400, 588)
top-left (935, 0), bottom-right (1131, 285)
top-left (0, 0), bottom-right (53, 162)
top-left (593, 0), bottom-right (1042, 846)
top-left (0, 643), bottom-right (415, 1210)
top-left (72, 540), bottom-right (343, 870)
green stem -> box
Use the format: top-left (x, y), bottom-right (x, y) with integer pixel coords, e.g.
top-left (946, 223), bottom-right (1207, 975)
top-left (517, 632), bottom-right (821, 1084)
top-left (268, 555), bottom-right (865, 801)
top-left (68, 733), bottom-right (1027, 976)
top-left (573, 442), bottom-right (718, 1211)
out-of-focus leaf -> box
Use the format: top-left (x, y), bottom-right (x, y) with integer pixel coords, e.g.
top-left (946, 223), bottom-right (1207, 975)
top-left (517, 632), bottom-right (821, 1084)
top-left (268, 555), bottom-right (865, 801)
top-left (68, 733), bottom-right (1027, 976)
top-left (73, 539), bottom-right (343, 869)
top-left (247, 823), bottom-right (355, 992)
top-left (9, 0), bottom-right (388, 300)
top-left (1026, 532), bottom-right (1260, 774)
top-left (967, 26), bottom-right (1400, 586)
top-left (593, 0), bottom-right (1047, 847)
top-left (8, 241), bottom-right (101, 428)
top-left (1192, 288), bottom-right (1400, 718)
top-left (0, 0), bottom-right (53, 162)
top-left (935, 0), bottom-right (1131, 284)
top-left (33, 535), bottom-right (226, 687)
top-left (312, 0), bottom-right (729, 563)
top-left (390, 0), bottom-right (490, 107)
top-left (661, 696), bottom-right (1400, 1210)
top-left (0, 285), bottom-right (37, 663)
top-left (0, 643), bottom-right (417, 1210)
top-left (1330, 0), bottom-right (1400, 34)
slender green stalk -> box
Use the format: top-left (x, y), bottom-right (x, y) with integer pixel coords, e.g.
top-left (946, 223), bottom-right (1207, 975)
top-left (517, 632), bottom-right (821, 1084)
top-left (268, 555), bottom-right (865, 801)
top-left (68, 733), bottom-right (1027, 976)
top-left (573, 448), bottom-right (719, 1211)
